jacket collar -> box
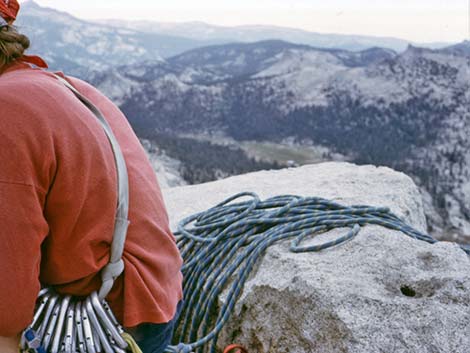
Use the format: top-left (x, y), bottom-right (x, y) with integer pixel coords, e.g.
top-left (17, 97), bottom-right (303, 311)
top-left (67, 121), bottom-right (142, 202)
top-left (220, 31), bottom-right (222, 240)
top-left (0, 54), bottom-right (48, 76)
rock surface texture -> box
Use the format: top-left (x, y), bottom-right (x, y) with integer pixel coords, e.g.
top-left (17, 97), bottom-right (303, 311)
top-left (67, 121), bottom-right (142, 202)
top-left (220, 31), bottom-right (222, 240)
top-left (162, 162), bottom-right (470, 353)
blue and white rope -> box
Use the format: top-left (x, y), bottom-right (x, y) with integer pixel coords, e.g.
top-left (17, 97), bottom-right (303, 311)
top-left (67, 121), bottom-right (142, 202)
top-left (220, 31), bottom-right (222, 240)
top-left (165, 192), bottom-right (470, 353)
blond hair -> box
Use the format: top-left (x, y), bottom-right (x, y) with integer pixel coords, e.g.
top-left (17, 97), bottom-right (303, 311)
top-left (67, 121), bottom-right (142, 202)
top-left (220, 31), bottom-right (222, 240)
top-left (0, 25), bottom-right (29, 67)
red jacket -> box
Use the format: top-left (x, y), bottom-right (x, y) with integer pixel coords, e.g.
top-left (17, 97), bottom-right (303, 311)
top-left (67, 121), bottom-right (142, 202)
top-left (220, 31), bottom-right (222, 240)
top-left (0, 59), bottom-right (183, 336)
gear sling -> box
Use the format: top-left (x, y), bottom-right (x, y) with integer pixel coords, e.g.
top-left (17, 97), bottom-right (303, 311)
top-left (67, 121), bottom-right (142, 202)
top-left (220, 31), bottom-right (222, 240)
top-left (19, 73), bottom-right (142, 353)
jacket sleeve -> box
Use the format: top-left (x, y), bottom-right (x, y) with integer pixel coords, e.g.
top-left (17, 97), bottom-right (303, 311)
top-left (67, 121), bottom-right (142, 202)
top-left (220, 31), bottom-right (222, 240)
top-left (0, 92), bottom-right (51, 336)
top-left (0, 182), bottom-right (48, 336)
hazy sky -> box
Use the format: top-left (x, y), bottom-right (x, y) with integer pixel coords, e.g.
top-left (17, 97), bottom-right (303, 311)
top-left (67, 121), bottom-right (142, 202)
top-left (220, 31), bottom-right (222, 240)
top-left (20, 0), bottom-right (469, 43)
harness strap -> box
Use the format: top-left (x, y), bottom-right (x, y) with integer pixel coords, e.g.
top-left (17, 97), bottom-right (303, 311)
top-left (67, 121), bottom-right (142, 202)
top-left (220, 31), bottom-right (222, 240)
top-left (53, 73), bottom-right (131, 300)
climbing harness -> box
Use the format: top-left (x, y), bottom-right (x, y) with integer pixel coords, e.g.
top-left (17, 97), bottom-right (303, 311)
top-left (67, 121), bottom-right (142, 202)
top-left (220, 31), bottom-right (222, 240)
top-left (163, 192), bottom-right (470, 353)
top-left (19, 73), bottom-right (138, 353)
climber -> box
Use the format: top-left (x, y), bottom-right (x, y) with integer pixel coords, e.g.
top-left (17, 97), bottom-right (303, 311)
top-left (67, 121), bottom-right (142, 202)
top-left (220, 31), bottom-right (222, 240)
top-left (0, 1), bottom-right (183, 352)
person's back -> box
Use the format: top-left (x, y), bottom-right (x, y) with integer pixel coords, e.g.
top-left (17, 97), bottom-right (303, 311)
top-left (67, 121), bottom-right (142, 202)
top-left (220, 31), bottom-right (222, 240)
top-left (0, 1), bottom-right (183, 351)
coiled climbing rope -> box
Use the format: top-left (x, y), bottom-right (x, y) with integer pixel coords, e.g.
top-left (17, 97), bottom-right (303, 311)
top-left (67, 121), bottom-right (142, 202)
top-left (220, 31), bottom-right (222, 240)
top-left (165, 192), bottom-right (470, 353)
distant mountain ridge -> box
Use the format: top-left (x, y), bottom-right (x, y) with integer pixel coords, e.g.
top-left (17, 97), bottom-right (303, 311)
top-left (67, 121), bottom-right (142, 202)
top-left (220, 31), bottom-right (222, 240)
top-left (16, 1), bottom-right (220, 76)
top-left (168, 41), bottom-right (397, 82)
top-left (16, 0), bottom-right (453, 78)
top-left (440, 40), bottom-right (470, 56)
top-left (86, 40), bottom-right (470, 243)
top-left (98, 19), bottom-right (451, 53)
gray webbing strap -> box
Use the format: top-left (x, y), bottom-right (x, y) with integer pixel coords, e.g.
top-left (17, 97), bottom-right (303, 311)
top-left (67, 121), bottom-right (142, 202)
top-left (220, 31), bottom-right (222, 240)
top-left (53, 73), bottom-right (130, 300)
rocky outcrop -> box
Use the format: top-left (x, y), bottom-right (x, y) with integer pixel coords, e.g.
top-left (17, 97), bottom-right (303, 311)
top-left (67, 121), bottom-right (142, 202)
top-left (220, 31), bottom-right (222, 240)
top-left (163, 162), bottom-right (470, 353)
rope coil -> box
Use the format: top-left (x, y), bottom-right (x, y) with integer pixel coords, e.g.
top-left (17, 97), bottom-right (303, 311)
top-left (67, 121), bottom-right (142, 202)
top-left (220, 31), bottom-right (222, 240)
top-left (165, 192), bottom-right (470, 353)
